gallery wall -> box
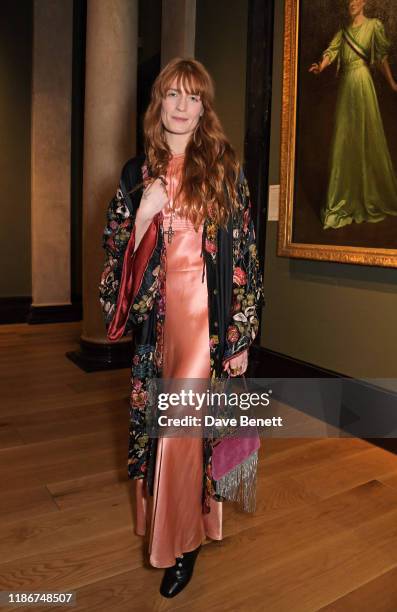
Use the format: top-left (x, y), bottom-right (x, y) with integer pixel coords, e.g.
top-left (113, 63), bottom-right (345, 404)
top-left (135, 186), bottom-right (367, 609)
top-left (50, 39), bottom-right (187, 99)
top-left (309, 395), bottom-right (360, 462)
top-left (0, 1), bottom-right (32, 297)
top-left (4, 0), bottom-right (397, 382)
top-left (262, 0), bottom-right (397, 380)
top-left (195, 0), bottom-right (248, 162)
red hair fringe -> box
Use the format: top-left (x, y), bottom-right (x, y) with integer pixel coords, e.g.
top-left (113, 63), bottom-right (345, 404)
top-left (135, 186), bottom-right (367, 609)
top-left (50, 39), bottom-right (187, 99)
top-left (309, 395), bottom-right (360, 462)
top-left (143, 57), bottom-right (240, 228)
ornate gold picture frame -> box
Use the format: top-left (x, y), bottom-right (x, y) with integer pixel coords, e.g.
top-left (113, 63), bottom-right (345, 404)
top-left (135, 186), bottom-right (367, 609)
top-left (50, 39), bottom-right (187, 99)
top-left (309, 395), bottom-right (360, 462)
top-left (278, 0), bottom-right (397, 267)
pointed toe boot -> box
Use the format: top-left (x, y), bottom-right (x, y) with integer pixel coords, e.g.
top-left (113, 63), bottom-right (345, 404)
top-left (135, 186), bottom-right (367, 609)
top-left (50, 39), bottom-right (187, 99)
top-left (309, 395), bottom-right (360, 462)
top-left (159, 545), bottom-right (202, 598)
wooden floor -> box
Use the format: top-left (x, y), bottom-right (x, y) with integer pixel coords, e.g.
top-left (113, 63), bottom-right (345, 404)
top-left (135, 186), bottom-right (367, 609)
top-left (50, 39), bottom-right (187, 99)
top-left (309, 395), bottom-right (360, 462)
top-left (1, 322), bottom-right (397, 611)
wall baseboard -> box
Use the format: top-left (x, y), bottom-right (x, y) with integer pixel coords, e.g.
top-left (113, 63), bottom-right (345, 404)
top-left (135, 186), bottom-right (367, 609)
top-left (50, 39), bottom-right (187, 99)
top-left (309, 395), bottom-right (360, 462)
top-left (0, 296), bottom-right (32, 324)
top-left (28, 302), bottom-right (82, 324)
top-left (248, 344), bottom-right (397, 454)
top-left (0, 297), bottom-right (82, 325)
top-left (249, 344), bottom-right (340, 379)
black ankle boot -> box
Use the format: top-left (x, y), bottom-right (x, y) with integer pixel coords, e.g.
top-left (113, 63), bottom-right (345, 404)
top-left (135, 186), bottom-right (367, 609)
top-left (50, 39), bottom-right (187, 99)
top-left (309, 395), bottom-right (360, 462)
top-left (159, 545), bottom-right (201, 598)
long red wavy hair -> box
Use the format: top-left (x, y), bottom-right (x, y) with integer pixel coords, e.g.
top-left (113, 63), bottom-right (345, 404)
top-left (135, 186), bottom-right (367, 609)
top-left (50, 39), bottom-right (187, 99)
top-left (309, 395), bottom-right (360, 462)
top-left (143, 58), bottom-right (240, 228)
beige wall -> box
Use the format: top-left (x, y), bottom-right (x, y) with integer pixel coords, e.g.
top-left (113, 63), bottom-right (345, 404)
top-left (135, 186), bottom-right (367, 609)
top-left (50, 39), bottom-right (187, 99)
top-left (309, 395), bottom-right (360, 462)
top-left (195, 0), bottom-right (248, 162)
top-left (262, 0), bottom-right (397, 381)
top-left (31, 0), bottom-right (73, 307)
top-left (0, 1), bottom-right (32, 297)
top-left (161, 0), bottom-right (196, 66)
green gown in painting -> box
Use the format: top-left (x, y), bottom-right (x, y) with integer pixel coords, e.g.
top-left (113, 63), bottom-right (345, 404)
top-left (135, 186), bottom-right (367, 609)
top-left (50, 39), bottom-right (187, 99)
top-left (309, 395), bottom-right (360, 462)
top-left (320, 17), bottom-right (397, 230)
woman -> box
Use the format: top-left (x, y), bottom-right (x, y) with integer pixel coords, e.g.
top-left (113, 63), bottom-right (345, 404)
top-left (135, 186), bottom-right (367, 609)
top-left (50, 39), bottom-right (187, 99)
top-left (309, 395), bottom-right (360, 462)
top-left (99, 58), bottom-right (263, 598)
top-left (309, 0), bottom-right (397, 229)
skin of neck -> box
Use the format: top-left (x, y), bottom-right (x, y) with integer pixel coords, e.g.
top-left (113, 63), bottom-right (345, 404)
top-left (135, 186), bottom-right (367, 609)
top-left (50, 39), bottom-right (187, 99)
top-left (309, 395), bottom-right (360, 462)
top-left (351, 9), bottom-right (365, 26)
top-left (163, 126), bottom-right (193, 155)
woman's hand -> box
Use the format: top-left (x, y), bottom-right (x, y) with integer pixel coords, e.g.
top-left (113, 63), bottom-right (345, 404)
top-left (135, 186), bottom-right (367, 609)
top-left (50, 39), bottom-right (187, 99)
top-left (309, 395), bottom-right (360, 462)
top-left (223, 350), bottom-right (248, 377)
top-left (138, 177), bottom-right (169, 222)
top-left (309, 56), bottom-right (329, 75)
top-left (309, 62), bottom-right (322, 75)
top-left (133, 178), bottom-right (169, 253)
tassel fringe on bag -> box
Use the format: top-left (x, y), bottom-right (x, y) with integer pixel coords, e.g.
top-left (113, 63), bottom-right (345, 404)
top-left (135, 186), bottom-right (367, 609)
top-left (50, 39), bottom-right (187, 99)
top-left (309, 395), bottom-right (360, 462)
top-left (214, 450), bottom-right (258, 513)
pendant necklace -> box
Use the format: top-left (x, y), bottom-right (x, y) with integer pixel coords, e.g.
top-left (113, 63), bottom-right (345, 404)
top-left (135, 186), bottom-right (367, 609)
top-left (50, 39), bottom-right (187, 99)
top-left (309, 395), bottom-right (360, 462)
top-left (163, 160), bottom-right (178, 244)
top-left (164, 202), bottom-right (175, 244)
top-left (158, 174), bottom-right (175, 244)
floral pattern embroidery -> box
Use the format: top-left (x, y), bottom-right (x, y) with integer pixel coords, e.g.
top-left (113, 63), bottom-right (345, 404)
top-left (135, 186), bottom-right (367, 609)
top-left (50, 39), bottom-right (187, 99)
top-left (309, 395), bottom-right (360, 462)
top-left (99, 189), bottom-right (133, 327)
top-left (99, 159), bottom-right (264, 510)
top-left (204, 216), bottom-right (218, 260)
top-left (127, 344), bottom-right (157, 478)
top-left (129, 264), bottom-right (161, 326)
top-left (222, 176), bottom-right (264, 362)
top-left (154, 229), bottom-right (167, 372)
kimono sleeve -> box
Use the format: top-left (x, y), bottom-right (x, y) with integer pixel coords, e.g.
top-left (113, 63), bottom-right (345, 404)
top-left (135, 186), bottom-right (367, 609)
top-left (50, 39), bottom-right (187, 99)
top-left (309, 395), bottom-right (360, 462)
top-left (372, 18), bottom-right (391, 64)
top-left (99, 185), bottom-right (133, 329)
top-left (99, 171), bottom-right (161, 339)
top-left (222, 172), bottom-right (264, 363)
top-left (322, 29), bottom-right (342, 65)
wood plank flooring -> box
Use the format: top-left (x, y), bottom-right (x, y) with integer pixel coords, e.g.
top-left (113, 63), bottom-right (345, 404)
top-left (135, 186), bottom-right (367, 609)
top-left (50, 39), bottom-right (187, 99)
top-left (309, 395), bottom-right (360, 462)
top-left (1, 322), bottom-right (397, 611)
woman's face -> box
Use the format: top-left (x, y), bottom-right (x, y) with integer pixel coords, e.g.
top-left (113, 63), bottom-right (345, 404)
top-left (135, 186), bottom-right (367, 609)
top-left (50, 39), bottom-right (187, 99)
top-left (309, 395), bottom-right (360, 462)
top-left (161, 78), bottom-right (204, 136)
top-left (349, 0), bottom-right (366, 17)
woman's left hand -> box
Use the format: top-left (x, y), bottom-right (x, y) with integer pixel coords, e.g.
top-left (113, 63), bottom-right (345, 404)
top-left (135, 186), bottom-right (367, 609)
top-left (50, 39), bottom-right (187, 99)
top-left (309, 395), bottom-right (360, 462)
top-left (223, 350), bottom-right (248, 377)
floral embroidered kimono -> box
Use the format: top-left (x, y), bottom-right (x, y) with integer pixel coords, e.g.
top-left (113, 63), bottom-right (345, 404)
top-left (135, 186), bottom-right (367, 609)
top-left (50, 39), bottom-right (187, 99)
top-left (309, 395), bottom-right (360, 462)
top-left (99, 154), bottom-right (264, 517)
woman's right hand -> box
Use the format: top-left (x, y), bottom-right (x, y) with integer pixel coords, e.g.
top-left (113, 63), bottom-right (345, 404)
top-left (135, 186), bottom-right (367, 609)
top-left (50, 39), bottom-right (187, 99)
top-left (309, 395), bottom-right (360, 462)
top-left (309, 62), bottom-right (322, 74)
top-left (138, 177), bottom-right (169, 221)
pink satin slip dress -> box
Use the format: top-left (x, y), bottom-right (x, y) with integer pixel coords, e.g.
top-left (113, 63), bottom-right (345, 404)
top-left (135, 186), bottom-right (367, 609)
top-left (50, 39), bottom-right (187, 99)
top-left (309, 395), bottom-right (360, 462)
top-left (134, 153), bottom-right (222, 568)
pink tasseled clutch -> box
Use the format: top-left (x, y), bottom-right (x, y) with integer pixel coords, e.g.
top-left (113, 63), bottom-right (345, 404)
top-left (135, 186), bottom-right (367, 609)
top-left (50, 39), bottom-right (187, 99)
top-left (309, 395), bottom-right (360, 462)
top-left (211, 374), bottom-right (260, 481)
top-left (212, 432), bottom-right (260, 480)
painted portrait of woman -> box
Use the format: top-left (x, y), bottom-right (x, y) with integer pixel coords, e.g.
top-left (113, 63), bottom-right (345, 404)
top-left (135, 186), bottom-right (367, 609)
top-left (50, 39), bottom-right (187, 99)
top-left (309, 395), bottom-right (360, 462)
top-left (279, 0), bottom-right (397, 264)
top-left (309, 0), bottom-right (397, 230)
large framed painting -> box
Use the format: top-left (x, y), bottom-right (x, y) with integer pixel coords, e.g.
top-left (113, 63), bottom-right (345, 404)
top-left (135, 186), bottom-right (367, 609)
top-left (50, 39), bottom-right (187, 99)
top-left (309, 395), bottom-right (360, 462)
top-left (278, 0), bottom-right (397, 267)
